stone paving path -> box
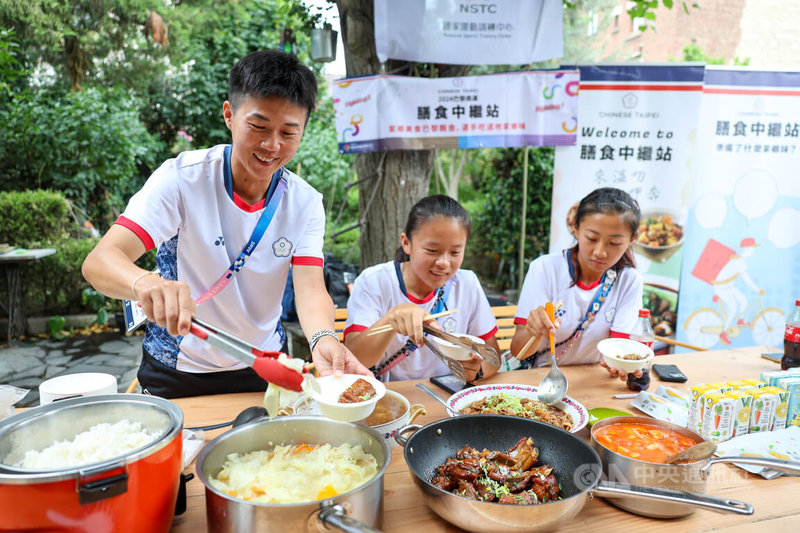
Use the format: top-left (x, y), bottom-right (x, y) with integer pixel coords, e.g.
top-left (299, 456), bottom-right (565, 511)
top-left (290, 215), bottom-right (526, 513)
top-left (0, 332), bottom-right (142, 407)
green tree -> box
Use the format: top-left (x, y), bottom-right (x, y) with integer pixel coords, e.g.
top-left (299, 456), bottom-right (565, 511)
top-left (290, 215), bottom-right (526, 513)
top-left (0, 0), bottom-right (169, 92)
top-left (0, 26), bottom-right (25, 96)
top-left (0, 87), bottom-right (163, 227)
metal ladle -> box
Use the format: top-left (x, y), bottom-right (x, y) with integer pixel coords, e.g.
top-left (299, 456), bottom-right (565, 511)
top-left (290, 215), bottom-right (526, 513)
top-left (536, 302), bottom-right (568, 405)
top-left (666, 441), bottom-right (718, 464)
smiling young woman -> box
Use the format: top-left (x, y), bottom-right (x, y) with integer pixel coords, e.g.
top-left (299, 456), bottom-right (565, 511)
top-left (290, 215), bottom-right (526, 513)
top-left (343, 195), bottom-right (500, 384)
top-left (510, 187), bottom-right (644, 379)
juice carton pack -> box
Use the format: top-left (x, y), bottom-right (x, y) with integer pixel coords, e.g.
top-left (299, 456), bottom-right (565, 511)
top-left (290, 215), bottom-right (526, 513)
top-left (704, 382), bottom-right (734, 393)
top-left (702, 392), bottom-right (735, 442)
top-left (741, 378), bottom-right (767, 389)
top-left (749, 389), bottom-right (778, 433)
top-left (762, 386), bottom-right (790, 431)
top-left (725, 389), bottom-right (753, 437)
top-left (725, 380), bottom-right (751, 390)
top-left (759, 369), bottom-right (800, 387)
top-left (777, 377), bottom-right (800, 428)
top-left (689, 384), bottom-right (717, 434)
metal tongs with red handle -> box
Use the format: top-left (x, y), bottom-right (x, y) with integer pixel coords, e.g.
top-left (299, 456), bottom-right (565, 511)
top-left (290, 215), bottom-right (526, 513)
top-left (189, 316), bottom-right (319, 393)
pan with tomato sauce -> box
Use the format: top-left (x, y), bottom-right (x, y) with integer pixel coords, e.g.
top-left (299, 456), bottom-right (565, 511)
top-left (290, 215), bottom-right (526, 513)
top-left (592, 422), bottom-right (699, 463)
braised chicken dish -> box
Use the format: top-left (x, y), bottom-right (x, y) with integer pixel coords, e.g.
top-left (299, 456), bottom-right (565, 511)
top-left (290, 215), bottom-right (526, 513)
top-left (431, 437), bottom-right (561, 505)
top-left (459, 394), bottom-right (574, 431)
top-left (338, 378), bottom-right (376, 403)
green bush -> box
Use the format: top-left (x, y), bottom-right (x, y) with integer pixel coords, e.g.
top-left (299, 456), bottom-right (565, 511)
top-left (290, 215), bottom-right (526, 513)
top-left (0, 86), bottom-right (163, 229)
top-left (0, 190), bottom-right (158, 316)
top-left (468, 147), bottom-right (554, 291)
top-left (0, 189), bottom-right (72, 245)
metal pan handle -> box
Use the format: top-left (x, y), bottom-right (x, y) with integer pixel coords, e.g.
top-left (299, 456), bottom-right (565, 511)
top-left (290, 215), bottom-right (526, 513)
top-left (701, 456), bottom-right (800, 476)
top-left (394, 424), bottom-right (422, 447)
top-left (592, 481), bottom-right (754, 515)
top-left (318, 503), bottom-right (382, 533)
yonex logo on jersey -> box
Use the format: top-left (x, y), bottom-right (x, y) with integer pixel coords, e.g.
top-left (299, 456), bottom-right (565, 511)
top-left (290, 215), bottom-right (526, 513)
top-left (214, 236), bottom-right (225, 246)
top-left (273, 237), bottom-right (293, 257)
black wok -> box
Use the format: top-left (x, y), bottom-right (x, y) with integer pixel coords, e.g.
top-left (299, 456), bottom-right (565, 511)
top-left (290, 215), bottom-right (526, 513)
top-left (396, 415), bottom-right (752, 533)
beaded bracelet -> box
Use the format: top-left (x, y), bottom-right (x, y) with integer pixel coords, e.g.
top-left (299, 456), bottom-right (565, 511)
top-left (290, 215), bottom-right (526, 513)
top-left (309, 329), bottom-right (339, 352)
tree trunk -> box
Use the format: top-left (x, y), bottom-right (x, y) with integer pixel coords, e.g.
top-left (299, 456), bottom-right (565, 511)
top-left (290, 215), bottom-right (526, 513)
top-left (337, 0), bottom-right (434, 267)
top-left (355, 150), bottom-right (434, 263)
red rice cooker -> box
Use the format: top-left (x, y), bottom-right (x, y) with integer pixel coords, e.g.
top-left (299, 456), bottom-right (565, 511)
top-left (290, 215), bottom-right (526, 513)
top-left (0, 394), bottom-right (183, 533)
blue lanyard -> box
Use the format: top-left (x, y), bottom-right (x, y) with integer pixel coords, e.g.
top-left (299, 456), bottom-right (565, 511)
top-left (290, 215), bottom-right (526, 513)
top-left (196, 147), bottom-right (287, 304)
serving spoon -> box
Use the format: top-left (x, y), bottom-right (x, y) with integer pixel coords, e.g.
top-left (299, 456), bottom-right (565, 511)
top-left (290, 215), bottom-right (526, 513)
top-left (666, 441), bottom-right (718, 464)
top-left (185, 405), bottom-right (269, 431)
top-left (536, 302), bottom-right (568, 406)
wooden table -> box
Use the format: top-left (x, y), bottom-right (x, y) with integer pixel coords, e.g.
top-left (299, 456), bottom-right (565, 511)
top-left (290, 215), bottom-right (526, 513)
top-left (0, 248), bottom-right (56, 341)
top-left (170, 346), bottom-right (798, 532)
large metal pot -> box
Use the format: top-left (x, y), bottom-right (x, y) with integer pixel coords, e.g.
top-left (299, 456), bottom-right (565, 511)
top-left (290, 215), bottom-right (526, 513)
top-left (591, 416), bottom-right (800, 518)
top-left (196, 415), bottom-right (391, 532)
top-left (396, 415), bottom-right (754, 533)
top-left (0, 394), bottom-right (183, 533)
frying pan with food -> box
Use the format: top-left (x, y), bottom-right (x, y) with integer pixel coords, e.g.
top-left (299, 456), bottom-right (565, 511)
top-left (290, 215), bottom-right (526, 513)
top-left (396, 415), bottom-right (752, 533)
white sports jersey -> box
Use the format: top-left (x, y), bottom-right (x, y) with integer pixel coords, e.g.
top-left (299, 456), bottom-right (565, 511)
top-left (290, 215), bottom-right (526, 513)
top-left (345, 261), bottom-right (498, 381)
top-left (116, 145), bottom-right (325, 372)
top-left (515, 252), bottom-right (643, 366)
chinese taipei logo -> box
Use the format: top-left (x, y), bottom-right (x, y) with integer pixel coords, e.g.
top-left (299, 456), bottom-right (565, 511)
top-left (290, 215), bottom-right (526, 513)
top-left (273, 237), bottom-right (293, 257)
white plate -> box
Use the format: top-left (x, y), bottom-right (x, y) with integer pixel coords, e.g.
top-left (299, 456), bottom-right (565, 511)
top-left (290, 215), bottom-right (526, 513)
top-left (446, 384), bottom-right (588, 433)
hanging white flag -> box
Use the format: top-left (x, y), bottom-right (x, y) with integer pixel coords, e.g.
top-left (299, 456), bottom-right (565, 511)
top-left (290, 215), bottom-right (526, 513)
top-left (374, 0), bottom-right (563, 65)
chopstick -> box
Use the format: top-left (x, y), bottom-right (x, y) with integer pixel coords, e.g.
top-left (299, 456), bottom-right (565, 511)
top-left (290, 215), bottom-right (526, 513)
top-left (365, 309), bottom-right (458, 336)
top-left (516, 301), bottom-right (563, 360)
top-left (654, 335), bottom-right (705, 352)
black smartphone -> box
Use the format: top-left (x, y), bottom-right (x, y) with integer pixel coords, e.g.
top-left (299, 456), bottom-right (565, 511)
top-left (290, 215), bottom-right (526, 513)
top-left (430, 374), bottom-right (467, 395)
top-left (652, 363), bottom-right (688, 383)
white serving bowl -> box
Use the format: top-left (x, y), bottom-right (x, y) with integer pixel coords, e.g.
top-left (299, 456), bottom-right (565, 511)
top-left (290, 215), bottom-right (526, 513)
top-left (311, 374), bottom-right (386, 422)
top-left (430, 334), bottom-right (484, 361)
top-left (39, 373), bottom-right (117, 405)
top-left (445, 384), bottom-right (588, 433)
top-left (361, 390), bottom-right (426, 448)
top-left (597, 338), bottom-right (655, 373)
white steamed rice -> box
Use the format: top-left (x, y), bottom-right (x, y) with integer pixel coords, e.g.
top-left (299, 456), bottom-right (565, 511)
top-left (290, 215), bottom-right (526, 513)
top-left (16, 419), bottom-right (159, 469)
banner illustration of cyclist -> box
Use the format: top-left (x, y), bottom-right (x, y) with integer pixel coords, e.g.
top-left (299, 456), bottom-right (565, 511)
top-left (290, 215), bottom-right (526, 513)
top-left (677, 67), bottom-right (800, 351)
top-left (685, 237), bottom-right (783, 348)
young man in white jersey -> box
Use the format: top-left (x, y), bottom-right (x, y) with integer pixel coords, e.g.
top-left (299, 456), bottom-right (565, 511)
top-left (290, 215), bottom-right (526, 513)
top-left (82, 50), bottom-right (368, 397)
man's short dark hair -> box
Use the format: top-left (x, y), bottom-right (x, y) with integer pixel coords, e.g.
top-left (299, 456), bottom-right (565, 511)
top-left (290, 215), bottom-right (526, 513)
top-left (228, 50), bottom-right (318, 123)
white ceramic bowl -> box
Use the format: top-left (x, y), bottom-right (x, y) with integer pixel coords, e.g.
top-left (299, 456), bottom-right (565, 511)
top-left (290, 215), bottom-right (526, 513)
top-left (445, 384), bottom-right (588, 433)
top-left (361, 390), bottom-right (426, 448)
top-left (39, 373), bottom-right (117, 405)
top-left (311, 374), bottom-right (386, 423)
top-left (430, 334), bottom-right (484, 361)
top-left (597, 338), bottom-right (655, 373)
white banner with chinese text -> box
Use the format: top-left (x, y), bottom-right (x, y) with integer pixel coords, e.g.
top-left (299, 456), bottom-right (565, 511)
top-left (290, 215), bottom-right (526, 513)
top-left (550, 64), bottom-right (706, 351)
top-left (332, 71), bottom-right (579, 154)
top-left (374, 0), bottom-right (563, 65)
top-left (676, 67), bottom-right (800, 351)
